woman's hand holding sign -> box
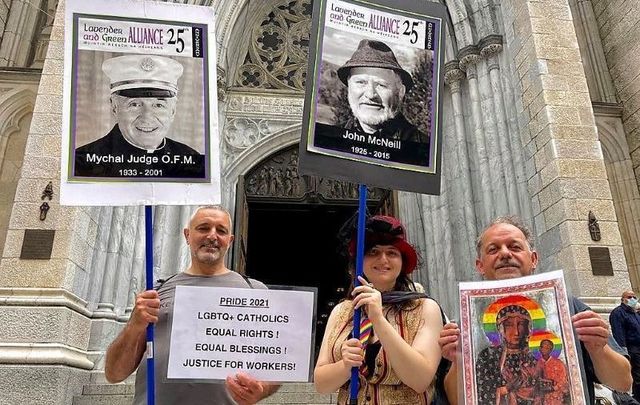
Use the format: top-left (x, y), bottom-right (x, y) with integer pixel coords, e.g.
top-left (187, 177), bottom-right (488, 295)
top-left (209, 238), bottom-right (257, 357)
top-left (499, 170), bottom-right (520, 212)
top-left (340, 338), bottom-right (364, 369)
top-left (352, 275), bottom-right (384, 322)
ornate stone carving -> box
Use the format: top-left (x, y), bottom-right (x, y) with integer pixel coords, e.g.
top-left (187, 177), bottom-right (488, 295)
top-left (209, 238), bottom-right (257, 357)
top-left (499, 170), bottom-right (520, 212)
top-left (444, 60), bottom-right (465, 92)
top-left (226, 93), bottom-right (304, 118)
top-left (478, 35), bottom-right (503, 58)
top-left (224, 117), bottom-right (287, 150)
top-left (479, 35), bottom-right (503, 71)
top-left (217, 66), bottom-right (227, 101)
top-left (246, 148), bottom-right (304, 199)
top-left (458, 45), bottom-right (480, 73)
top-left (234, 0), bottom-right (311, 91)
top-left (221, 116), bottom-right (294, 167)
top-left (245, 147), bottom-right (386, 202)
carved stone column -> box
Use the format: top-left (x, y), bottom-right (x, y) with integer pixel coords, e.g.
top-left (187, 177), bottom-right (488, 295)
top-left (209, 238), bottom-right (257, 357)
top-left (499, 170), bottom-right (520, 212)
top-left (94, 207), bottom-right (125, 319)
top-left (0, 0), bottom-right (9, 35)
top-left (217, 65), bottom-right (227, 102)
top-left (444, 60), bottom-right (477, 243)
top-left (118, 206), bottom-right (144, 320)
top-left (0, 0), bottom-right (43, 66)
top-left (85, 207), bottom-right (113, 307)
top-left (459, 45), bottom-right (493, 225)
top-left (31, 0), bottom-right (59, 68)
top-left (479, 35), bottom-right (522, 215)
top-left (568, 0), bottom-right (617, 103)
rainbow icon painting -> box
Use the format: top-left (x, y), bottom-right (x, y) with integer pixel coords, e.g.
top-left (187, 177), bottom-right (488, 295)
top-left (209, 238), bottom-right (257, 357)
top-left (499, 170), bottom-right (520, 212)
top-left (458, 270), bottom-right (586, 404)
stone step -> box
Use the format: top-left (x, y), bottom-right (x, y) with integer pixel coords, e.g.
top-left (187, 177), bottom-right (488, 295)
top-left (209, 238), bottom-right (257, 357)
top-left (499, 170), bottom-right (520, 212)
top-left (89, 371), bottom-right (136, 385)
top-left (82, 383), bottom-right (135, 396)
top-left (258, 390), bottom-right (336, 404)
top-left (275, 383), bottom-right (324, 392)
top-left (258, 384), bottom-right (335, 403)
top-left (72, 394), bottom-right (133, 405)
top-left (73, 379), bottom-right (335, 404)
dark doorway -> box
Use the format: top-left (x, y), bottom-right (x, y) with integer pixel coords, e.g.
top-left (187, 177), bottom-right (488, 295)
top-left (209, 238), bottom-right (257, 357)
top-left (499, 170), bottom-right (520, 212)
top-left (236, 145), bottom-right (395, 358)
top-left (245, 202), bottom-right (356, 356)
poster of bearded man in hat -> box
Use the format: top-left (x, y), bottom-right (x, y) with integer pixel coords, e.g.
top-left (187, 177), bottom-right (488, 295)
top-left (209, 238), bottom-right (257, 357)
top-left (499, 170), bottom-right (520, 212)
top-left (299, 0), bottom-right (446, 195)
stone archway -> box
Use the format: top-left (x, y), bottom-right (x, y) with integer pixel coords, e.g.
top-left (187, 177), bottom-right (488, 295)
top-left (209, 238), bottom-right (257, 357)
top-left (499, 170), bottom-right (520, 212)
top-left (243, 146), bottom-right (389, 203)
top-left (595, 104), bottom-right (640, 290)
top-left (0, 87), bottom-right (35, 251)
top-left (233, 144), bottom-right (392, 355)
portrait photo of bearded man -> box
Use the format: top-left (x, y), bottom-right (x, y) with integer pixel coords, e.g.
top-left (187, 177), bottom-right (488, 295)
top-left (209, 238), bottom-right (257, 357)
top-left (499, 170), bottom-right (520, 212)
top-left (312, 34), bottom-right (433, 168)
top-left (336, 39), bottom-right (429, 144)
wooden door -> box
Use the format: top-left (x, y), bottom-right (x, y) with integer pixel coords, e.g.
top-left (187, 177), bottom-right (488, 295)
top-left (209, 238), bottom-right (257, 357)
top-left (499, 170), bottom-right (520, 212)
top-left (233, 176), bottom-right (249, 275)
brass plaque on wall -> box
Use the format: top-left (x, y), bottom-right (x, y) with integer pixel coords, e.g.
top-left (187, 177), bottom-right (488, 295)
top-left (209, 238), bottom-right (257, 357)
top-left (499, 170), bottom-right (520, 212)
top-left (588, 246), bottom-right (613, 276)
top-left (20, 229), bottom-right (55, 260)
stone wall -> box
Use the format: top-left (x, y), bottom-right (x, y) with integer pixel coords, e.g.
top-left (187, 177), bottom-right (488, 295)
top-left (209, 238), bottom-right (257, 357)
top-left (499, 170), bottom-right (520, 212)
top-left (0, 71), bottom-right (38, 253)
top-left (591, 0), bottom-right (640, 193)
top-left (0, 1), bottom-right (94, 403)
top-left (499, 0), bottom-right (630, 296)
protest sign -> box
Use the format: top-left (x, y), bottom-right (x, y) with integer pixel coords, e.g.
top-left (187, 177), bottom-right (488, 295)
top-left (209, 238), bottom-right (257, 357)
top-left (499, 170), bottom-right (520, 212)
top-left (167, 285), bottom-right (316, 382)
top-left (459, 271), bottom-right (586, 404)
top-left (299, 0), bottom-right (446, 194)
top-left (61, 0), bottom-right (220, 205)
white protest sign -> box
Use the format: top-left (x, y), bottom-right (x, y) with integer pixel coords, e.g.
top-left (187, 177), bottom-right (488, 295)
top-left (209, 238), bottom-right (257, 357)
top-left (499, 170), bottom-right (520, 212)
top-left (61, 0), bottom-right (220, 206)
top-left (167, 286), bottom-right (315, 382)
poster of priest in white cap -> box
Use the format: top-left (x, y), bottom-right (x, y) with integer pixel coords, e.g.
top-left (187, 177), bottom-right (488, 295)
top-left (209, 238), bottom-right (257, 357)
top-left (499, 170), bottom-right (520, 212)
top-left (74, 54), bottom-right (205, 179)
top-left (299, 0), bottom-right (446, 195)
top-left (61, 0), bottom-right (219, 206)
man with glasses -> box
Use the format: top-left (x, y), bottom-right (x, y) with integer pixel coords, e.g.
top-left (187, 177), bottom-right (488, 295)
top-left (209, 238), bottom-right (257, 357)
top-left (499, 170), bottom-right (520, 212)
top-left (610, 291), bottom-right (640, 401)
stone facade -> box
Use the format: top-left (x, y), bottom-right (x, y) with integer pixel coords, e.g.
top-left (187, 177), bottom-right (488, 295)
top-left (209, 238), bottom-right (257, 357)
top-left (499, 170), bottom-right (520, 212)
top-left (502, 0), bottom-right (627, 295)
top-left (0, 0), bottom-right (638, 403)
top-left (587, 0), bottom-right (640, 289)
top-left (592, 0), bottom-right (640, 190)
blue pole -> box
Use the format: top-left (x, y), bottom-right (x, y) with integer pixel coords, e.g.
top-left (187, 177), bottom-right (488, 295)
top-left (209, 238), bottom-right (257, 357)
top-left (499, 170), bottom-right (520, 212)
top-left (145, 205), bottom-right (155, 405)
top-left (349, 184), bottom-right (368, 404)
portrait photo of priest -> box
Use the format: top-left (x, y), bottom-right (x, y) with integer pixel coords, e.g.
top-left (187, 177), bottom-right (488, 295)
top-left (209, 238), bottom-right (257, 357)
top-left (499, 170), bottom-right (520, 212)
top-left (71, 52), bottom-right (207, 180)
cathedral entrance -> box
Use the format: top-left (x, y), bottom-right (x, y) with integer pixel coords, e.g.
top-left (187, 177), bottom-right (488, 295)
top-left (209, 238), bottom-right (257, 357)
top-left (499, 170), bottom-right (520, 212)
top-left (232, 145), bottom-right (393, 356)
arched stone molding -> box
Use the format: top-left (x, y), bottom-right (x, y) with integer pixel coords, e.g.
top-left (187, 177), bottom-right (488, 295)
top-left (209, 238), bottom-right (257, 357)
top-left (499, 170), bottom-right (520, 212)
top-left (214, 0), bottom-right (247, 69)
top-left (0, 87), bottom-right (36, 142)
top-left (446, 0), bottom-right (476, 49)
top-left (0, 87), bottom-right (36, 251)
top-left (595, 104), bottom-right (640, 290)
top-left (221, 123), bottom-right (302, 214)
top-left (473, 0), bottom-right (500, 38)
top-left (598, 110), bottom-right (636, 164)
top-left (444, 0), bottom-right (501, 50)
top-left (215, 0), bottom-right (488, 83)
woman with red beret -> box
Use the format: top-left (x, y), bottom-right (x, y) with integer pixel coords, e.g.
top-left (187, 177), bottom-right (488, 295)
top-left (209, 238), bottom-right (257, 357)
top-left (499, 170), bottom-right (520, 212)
top-left (314, 215), bottom-right (448, 404)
